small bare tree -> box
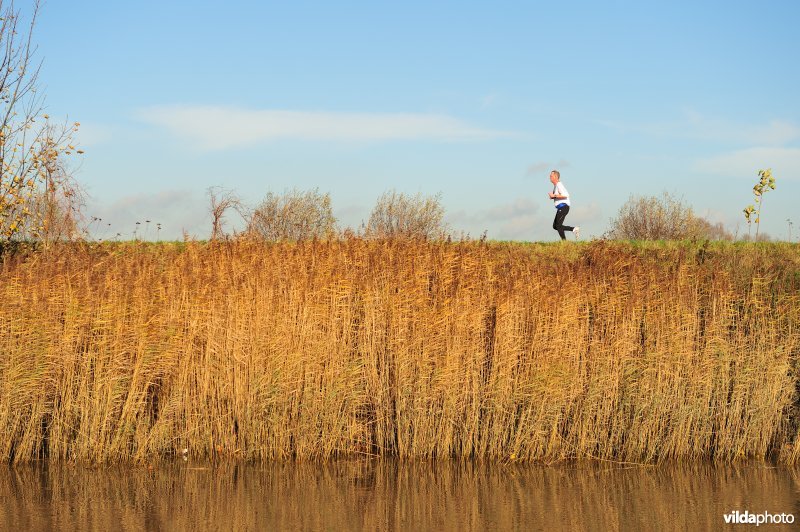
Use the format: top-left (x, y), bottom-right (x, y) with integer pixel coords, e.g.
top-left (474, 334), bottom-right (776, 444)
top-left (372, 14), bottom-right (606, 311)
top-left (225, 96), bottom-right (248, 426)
top-left (364, 190), bottom-right (447, 240)
top-left (208, 186), bottom-right (243, 241)
top-left (247, 188), bottom-right (336, 241)
top-left (606, 191), bottom-right (722, 240)
top-left (0, 1), bottom-right (82, 243)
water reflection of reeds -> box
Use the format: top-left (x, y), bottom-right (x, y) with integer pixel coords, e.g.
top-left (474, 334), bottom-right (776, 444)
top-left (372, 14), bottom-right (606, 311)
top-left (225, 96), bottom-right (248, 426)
top-left (2, 461), bottom-right (799, 531)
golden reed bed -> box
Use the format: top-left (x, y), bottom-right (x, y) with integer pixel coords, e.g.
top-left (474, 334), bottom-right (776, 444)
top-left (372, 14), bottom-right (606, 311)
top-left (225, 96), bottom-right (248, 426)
top-left (1, 240), bottom-right (798, 464)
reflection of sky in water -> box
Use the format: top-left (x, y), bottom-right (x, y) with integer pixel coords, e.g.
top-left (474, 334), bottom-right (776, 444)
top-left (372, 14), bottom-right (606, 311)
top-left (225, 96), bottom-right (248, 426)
top-left (2, 461), bottom-right (799, 531)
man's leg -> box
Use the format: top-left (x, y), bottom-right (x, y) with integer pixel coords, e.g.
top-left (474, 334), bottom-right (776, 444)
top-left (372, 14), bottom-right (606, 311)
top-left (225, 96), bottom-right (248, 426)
top-left (553, 206), bottom-right (574, 240)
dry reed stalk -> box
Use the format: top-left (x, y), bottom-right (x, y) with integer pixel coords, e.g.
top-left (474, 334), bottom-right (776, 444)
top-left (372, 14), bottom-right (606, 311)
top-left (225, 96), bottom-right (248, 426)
top-left (0, 240), bottom-right (798, 464)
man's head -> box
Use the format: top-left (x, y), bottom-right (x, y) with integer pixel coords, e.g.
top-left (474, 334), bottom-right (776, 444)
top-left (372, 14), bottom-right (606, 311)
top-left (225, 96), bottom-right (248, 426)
top-left (549, 170), bottom-right (560, 185)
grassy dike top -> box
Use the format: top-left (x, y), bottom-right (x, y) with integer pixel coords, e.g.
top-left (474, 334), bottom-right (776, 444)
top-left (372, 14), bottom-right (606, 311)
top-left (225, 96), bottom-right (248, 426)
top-left (1, 239), bottom-right (799, 464)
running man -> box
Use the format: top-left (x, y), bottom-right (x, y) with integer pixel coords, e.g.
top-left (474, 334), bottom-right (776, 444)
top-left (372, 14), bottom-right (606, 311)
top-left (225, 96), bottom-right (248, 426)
top-left (548, 170), bottom-right (580, 240)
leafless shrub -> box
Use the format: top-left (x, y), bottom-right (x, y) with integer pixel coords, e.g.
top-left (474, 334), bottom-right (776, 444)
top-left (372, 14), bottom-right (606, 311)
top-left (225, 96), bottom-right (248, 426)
top-left (246, 188), bottom-right (336, 241)
top-left (606, 191), bottom-right (731, 240)
top-left (364, 190), bottom-right (446, 240)
top-left (208, 187), bottom-right (244, 241)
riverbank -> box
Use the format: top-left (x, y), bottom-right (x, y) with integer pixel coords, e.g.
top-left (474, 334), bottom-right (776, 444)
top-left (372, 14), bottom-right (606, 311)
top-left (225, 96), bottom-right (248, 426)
top-left (1, 240), bottom-right (798, 464)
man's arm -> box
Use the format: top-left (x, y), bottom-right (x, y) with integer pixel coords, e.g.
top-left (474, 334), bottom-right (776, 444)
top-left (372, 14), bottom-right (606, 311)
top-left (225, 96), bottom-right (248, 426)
top-left (549, 183), bottom-right (568, 200)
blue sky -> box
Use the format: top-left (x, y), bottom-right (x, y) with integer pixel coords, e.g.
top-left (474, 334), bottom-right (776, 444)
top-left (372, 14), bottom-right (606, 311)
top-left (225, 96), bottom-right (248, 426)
top-left (31, 0), bottom-right (800, 240)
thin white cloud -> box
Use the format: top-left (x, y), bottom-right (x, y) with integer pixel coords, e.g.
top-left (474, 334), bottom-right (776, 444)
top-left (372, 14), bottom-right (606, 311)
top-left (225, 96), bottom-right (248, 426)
top-left (448, 197), bottom-right (541, 240)
top-left (694, 147), bottom-right (800, 179)
top-left (599, 112), bottom-right (800, 147)
top-left (526, 162), bottom-right (550, 175)
top-left (75, 123), bottom-right (114, 147)
top-left (481, 93), bottom-right (498, 108)
top-left (569, 202), bottom-right (603, 226)
top-left (137, 105), bottom-right (511, 150)
top-left (526, 159), bottom-right (571, 176)
top-left (449, 197), bottom-right (539, 224)
top-left (86, 189), bottom-right (216, 240)
top-left (682, 113), bottom-right (800, 146)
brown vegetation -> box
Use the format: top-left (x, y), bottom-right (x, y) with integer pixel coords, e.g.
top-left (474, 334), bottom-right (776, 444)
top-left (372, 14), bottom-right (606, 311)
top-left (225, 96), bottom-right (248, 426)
top-left (606, 192), bottom-right (733, 241)
top-left (365, 190), bottom-right (447, 240)
top-left (0, 240), bottom-right (798, 464)
top-left (207, 187), bottom-right (244, 241)
top-left (246, 188), bottom-right (337, 241)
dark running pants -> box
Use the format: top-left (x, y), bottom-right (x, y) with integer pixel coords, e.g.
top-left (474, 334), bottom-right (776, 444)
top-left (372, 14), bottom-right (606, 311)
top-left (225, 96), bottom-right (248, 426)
top-left (553, 205), bottom-right (574, 240)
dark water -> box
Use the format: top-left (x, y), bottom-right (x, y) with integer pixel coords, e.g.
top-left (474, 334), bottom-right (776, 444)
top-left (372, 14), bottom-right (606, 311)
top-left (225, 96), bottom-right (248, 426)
top-left (1, 460), bottom-right (799, 531)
